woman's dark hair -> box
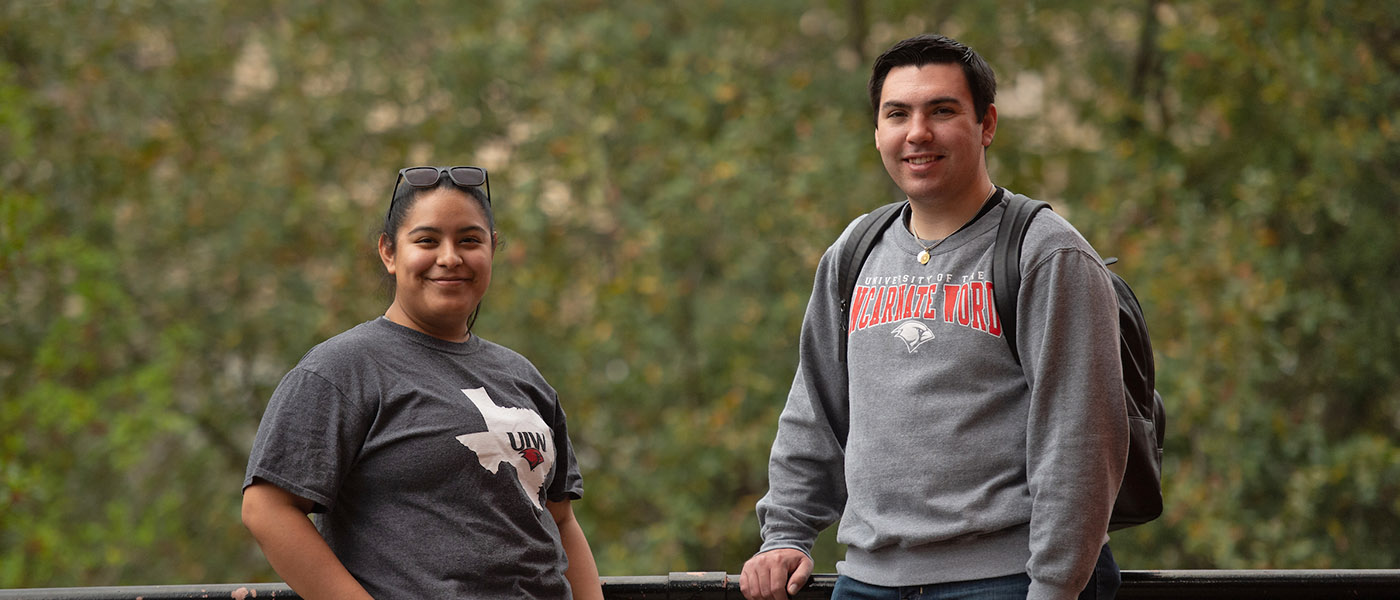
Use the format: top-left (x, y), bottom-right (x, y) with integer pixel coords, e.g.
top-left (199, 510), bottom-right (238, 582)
top-left (381, 176), bottom-right (494, 250)
top-left (379, 174), bottom-right (496, 333)
top-left (868, 33), bottom-right (997, 125)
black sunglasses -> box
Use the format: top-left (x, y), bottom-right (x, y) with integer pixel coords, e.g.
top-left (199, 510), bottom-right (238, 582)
top-left (391, 165), bottom-right (491, 206)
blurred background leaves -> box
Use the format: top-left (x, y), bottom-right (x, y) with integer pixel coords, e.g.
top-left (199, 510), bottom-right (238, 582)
top-left (1, 0), bottom-right (1397, 586)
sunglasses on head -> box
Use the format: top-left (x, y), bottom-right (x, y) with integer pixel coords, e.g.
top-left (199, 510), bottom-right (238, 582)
top-left (391, 165), bottom-right (491, 207)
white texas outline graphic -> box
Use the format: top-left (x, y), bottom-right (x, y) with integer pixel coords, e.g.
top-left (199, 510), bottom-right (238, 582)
top-left (454, 387), bottom-right (554, 510)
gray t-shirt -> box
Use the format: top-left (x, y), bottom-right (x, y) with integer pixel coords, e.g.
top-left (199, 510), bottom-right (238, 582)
top-left (244, 317), bottom-right (584, 599)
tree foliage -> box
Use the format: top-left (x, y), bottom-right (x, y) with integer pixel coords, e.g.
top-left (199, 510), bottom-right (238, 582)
top-left (1, 0), bottom-right (1397, 586)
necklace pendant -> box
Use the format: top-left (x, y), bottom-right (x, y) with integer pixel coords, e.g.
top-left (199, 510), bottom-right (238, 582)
top-left (918, 250), bottom-right (930, 265)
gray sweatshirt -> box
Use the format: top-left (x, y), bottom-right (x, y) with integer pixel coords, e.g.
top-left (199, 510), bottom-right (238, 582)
top-left (756, 191), bottom-right (1129, 600)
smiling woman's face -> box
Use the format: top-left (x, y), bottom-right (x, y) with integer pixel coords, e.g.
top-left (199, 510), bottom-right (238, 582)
top-left (378, 187), bottom-right (495, 342)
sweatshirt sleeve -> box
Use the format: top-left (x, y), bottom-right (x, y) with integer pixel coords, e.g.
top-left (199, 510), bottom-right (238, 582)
top-left (754, 241), bottom-right (852, 555)
top-left (1017, 242), bottom-right (1130, 600)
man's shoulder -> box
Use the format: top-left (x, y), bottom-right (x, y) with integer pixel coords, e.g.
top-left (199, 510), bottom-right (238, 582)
top-left (1009, 194), bottom-right (1100, 261)
top-left (825, 201), bottom-right (910, 274)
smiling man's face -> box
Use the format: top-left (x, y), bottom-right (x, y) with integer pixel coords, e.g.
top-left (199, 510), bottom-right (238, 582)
top-left (874, 62), bottom-right (997, 207)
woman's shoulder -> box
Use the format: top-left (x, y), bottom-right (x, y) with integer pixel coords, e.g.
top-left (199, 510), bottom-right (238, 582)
top-left (471, 336), bottom-right (550, 382)
top-left (291, 318), bottom-right (397, 373)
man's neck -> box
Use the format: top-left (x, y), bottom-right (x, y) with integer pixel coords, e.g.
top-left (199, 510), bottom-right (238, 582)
top-left (907, 182), bottom-right (997, 240)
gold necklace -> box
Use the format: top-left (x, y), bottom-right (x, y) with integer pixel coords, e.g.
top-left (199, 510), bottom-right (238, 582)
top-left (909, 187), bottom-right (997, 265)
top-left (910, 218), bottom-right (940, 265)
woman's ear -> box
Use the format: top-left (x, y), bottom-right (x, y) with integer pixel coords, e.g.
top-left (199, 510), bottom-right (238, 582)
top-left (378, 233), bottom-right (397, 275)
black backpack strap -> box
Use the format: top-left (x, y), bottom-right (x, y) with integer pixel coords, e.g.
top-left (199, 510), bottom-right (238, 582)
top-left (991, 195), bottom-right (1050, 365)
top-left (837, 201), bottom-right (906, 364)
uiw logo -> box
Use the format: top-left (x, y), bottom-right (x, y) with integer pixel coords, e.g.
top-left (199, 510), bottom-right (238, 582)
top-left (891, 321), bottom-right (935, 353)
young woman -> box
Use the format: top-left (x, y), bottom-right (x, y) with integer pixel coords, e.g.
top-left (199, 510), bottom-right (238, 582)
top-left (242, 166), bottom-right (603, 599)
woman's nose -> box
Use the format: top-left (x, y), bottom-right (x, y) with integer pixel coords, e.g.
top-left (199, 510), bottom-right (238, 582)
top-left (438, 247), bottom-right (463, 267)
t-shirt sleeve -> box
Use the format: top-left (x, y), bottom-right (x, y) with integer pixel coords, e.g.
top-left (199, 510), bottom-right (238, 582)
top-left (243, 366), bottom-right (373, 512)
top-left (545, 393), bottom-right (584, 502)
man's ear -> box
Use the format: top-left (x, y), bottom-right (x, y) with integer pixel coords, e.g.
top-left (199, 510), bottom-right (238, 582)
top-left (981, 103), bottom-right (998, 147)
top-left (378, 233), bottom-right (397, 275)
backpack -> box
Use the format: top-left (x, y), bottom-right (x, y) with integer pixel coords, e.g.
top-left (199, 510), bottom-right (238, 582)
top-left (836, 195), bottom-right (1165, 530)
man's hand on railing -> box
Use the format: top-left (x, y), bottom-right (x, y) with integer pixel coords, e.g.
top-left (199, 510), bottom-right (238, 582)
top-left (740, 548), bottom-right (814, 600)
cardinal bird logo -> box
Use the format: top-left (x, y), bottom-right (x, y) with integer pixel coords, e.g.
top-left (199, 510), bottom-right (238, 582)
top-left (891, 321), bottom-right (935, 353)
top-left (520, 447), bottom-right (545, 470)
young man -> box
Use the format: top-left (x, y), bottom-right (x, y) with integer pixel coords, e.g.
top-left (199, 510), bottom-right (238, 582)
top-left (739, 34), bottom-right (1129, 600)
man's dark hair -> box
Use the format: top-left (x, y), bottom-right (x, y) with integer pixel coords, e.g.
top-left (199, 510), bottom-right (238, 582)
top-left (868, 34), bottom-right (997, 125)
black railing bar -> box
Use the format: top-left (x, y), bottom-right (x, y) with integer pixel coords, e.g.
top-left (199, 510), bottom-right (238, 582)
top-left (2, 570), bottom-right (1398, 600)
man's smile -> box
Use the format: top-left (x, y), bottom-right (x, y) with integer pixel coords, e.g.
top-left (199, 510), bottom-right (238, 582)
top-left (904, 153), bottom-right (944, 169)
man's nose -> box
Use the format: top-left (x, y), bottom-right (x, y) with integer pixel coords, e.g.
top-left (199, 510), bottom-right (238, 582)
top-left (907, 114), bottom-right (933, 144)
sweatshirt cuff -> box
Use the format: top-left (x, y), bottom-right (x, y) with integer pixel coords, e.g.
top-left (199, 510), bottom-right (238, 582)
top-left (756, 540), bottom-right (813, 558)
top-left (1027, 579), bottom-right (1081, 600)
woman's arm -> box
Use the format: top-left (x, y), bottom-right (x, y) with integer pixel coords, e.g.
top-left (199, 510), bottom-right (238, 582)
top-left (242, 480), bottom-right (373, 600)
top-left (547, 499), bottom-right (603, 600)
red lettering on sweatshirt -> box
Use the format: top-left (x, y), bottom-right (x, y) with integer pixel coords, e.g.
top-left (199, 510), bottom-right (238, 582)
top-left (937, 282), bottom-right (1003, 338)
top-left (986, 282), bottom-right (1002, 337)
top-left (882, 285), bottom-right (899, 325)
top-left (850, 286), bottom-right (871, 333)
top-left (868, 287), bottom-right (884, 328)
top-left (943, 285), bottom-right (961, 324)
top-left (919, 284), bottom-right (939, 319)
top-left (848, 280), bottom-right (999, 338)
top-left (969, 281), bottom-right (987, 331)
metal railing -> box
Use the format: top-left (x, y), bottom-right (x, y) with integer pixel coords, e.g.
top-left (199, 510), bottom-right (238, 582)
top-left (2, 570), bottom-right (1399, 599)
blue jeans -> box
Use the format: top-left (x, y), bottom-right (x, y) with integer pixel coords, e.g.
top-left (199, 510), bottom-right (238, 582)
top-left (831, 545), bottom-right (1119, 600)
top-left (1077, 544), bottom-right (1121, 600)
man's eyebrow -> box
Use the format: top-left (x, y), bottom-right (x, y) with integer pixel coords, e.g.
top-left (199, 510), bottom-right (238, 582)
top-left (880, 96), bottom-right (964, 112)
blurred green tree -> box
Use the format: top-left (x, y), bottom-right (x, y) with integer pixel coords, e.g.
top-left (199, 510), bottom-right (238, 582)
top-left (0, 0), bottom-right (1396, 587)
